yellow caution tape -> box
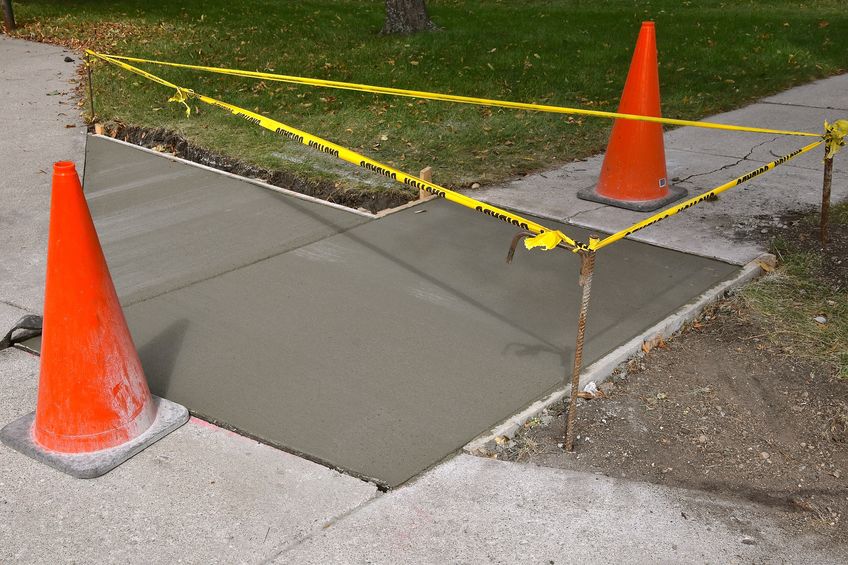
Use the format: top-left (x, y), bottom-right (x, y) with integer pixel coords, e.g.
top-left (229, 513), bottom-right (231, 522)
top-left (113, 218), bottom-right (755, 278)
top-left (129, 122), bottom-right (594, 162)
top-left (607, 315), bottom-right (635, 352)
top-left (89, 51), bottom-right (582, 252)
top-left (591, 139), bottom-right (824, 251)
top-left (91, 51), bottom-right (821, 139)
top-left (87, 51), bottom-right (825, 256)
top-left (824, 119), bottom-right (848, 160)
top-left (167, 87), bottom-right (194, 117)
top-left (524, 231), bottom-right (568, 251)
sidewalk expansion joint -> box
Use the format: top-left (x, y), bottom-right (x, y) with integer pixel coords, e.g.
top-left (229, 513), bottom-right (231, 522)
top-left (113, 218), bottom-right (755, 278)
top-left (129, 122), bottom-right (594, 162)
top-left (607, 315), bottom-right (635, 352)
top-left (760, 100), bottom-right (848, 112)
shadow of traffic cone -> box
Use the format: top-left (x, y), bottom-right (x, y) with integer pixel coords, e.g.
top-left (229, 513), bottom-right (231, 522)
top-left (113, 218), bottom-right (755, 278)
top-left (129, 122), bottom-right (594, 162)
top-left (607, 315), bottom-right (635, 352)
top-left (0, 161), bottom-right (188, 478)
top-left (578, 21), bottom-right (686, 211)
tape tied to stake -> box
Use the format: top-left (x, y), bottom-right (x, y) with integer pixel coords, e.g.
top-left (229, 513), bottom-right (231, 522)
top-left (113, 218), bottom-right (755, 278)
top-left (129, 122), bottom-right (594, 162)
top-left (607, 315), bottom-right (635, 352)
top-left (824, 119), bottom-right (848, 160)
top-left (524, 231), bottom-right (569, 251)
top-left (168, 87), bottom-right (194, 117)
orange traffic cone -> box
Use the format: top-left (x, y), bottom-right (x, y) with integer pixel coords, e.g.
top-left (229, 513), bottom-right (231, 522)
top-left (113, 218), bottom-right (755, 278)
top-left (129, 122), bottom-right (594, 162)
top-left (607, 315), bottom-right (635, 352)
top-left (578, 21), bottom-right (686, 211)
top-left (0, 161), bottom-right (188, 478)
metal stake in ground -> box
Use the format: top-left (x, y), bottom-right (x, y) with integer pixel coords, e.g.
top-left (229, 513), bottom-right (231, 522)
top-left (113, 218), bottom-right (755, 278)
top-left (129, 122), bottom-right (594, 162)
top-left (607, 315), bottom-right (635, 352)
top-left (564, 241), bottom-right (598, 452)
top-left (821, 144), bottom-right (833, 244)
top-left (86, 54), bottom-right (96, 123)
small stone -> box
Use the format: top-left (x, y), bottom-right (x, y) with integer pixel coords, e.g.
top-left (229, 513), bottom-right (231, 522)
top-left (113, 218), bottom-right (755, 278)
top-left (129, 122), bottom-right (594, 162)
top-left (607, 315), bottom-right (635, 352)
top-left (814, 316), bottom-right (827, 325)
top-left (760, 451), bottom-right (770, 460)
top-left (760, 228), bottom-right (768, 234)
top-left (64, 56), bottom-right (74, 63)
top-left (742, 538), bottom-right (757, 546)
top-left (698, 434), bottom-right (708, 444)
top-left (470, 182), bottom-right (481, 189)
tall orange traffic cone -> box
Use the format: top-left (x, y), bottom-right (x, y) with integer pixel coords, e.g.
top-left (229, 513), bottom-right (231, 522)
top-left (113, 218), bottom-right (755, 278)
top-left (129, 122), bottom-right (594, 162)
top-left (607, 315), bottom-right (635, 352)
top-left (0, 161), bottom-right (188, 478)
top-left (578, 21), bottom-right (686, 211)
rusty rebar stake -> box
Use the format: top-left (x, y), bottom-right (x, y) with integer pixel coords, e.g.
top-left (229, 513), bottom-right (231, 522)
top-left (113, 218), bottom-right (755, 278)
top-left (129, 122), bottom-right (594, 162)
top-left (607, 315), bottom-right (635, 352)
top-left (86, 55), bottom-right (96, 123)
top-left (821, 145), bottom-right (833, 245)
top-left (564, 247), bottom-right (596, 452)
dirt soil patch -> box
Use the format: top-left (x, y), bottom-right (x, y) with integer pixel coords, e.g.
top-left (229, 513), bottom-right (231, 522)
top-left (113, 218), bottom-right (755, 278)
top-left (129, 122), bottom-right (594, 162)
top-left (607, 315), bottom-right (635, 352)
top-left (95, 123), bottom-right (415, 213)
top-left (488, 211), bottom-right (848, 546)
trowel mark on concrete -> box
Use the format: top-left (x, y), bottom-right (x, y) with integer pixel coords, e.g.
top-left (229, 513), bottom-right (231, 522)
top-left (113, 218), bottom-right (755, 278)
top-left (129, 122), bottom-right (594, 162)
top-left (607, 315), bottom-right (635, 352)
top-left (407, 283), bottom-right (462, 309)
top-left (292, 241), bottom-right (347, 264)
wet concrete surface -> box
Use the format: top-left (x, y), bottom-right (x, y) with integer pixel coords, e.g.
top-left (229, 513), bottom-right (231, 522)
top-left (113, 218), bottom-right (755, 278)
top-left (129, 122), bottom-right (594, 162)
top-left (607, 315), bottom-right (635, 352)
top-left (25, 136), bottom-right (739, 487)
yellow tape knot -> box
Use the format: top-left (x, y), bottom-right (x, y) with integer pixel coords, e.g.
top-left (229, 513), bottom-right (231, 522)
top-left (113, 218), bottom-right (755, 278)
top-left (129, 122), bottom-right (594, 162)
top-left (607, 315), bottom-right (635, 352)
top-left (824, 119), bottom-right (848, 160)
top-left (168, 87), bottom-right (195, 117)
top-left (524, 230), bottom-right (567, 251)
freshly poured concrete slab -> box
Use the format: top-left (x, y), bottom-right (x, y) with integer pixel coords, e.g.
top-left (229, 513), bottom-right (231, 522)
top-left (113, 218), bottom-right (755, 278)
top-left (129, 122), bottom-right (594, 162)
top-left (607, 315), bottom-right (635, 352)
top-left (25, 137), bottom-right (738, 487)
top-left (124, 208), bottom-right (734, 486)
top-left (84, 136), bottom-right (372, 304)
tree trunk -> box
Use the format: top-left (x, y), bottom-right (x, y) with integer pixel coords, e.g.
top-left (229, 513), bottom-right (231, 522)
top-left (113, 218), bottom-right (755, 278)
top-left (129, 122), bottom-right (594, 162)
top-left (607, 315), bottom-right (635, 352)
top-left (2, 0), bottom-right (16, 32)
top-left (381, 0), bottom-right (435, 35)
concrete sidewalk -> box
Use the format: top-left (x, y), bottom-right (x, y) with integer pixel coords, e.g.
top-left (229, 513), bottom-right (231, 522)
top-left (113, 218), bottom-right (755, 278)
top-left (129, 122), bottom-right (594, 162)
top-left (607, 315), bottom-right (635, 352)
top-left (0, 36), bottom-right (85, 331)
top-left (471, 74), bottom-right (848, 265)
top-left (273, 455), bottom-right (846, 564)
top-left (0, 35), bottom-right (378, 564)
top-left (1, 34), bottom-right (845, 563)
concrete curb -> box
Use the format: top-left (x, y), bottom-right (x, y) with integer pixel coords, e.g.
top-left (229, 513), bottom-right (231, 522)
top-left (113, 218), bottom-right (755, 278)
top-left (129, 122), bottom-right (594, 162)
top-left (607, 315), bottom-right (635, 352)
top-left (464, 252), bottom-right (775, 453)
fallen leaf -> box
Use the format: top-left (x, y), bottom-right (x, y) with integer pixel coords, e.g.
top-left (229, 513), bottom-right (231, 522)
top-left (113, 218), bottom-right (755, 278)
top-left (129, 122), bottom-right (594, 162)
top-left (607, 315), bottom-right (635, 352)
top-left (756, 259), bottom-right (775, 272)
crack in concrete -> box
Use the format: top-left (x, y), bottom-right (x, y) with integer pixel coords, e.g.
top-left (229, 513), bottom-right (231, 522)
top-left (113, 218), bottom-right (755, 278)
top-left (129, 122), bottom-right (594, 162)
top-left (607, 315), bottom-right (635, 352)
top-left (674, 137), bottom-right (779, 186)
top-left (259, 490), bottom-right (385, 564)
top-left (567, 203), bottom-right (609, 222)
top-left (0, 299), bottom-right (31, 313)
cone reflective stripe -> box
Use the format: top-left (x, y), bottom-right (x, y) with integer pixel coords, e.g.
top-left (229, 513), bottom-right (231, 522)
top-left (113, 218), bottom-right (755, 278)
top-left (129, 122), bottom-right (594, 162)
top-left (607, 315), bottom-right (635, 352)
top-left (0, 161), bottom-right (188, 478)
top-left (578, 22), bottom-right (686, 211)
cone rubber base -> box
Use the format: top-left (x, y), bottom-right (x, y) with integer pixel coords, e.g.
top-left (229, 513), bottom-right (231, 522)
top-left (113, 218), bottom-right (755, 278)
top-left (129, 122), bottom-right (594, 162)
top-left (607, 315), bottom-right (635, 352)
top-left (0, 396), bottom-right (189, 478)
top-left (577, 184), bottom-right (687, 212)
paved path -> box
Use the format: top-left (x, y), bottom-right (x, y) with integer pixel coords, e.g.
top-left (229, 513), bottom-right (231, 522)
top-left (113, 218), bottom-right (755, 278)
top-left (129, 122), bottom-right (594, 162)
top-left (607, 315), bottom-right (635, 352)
top-left (0, 36), bottom-right (85, 329)
top-left (274, 454), bottom-right (846, 564)
top-left (472, 74), bottom-right (848, 265)
top-left (0, 36), bottom-right (378, 562)
top-left (1, 35), bottom-right (845, 563)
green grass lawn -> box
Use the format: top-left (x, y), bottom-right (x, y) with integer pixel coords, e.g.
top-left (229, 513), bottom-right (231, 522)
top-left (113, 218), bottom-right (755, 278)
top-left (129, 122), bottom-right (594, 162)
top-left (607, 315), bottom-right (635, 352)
top-left (11, 0), bottom-right (848, 202)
